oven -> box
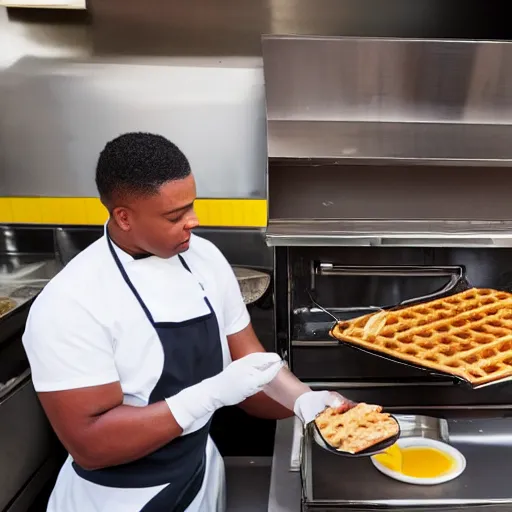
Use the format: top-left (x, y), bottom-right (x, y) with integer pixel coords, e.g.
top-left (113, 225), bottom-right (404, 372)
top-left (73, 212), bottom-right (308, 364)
top-left (262, 35), bottom-right (512, 511)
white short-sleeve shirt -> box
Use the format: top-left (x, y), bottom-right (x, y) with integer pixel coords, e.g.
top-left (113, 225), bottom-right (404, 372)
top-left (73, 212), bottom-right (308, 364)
top-left (23, 232), bottom-right (250, 398)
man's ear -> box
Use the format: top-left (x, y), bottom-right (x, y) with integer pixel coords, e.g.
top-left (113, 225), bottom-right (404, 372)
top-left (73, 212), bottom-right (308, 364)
top-left (111, 207), bottom-right (132, 232)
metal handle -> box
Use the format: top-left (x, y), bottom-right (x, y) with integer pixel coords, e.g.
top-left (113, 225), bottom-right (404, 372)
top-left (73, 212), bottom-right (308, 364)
top-left (0, 368), bottom-right (31, 401)
top-left (309, 265), bottom-right (467, 319)
top-left (316, 264), bottom-right (463, 278)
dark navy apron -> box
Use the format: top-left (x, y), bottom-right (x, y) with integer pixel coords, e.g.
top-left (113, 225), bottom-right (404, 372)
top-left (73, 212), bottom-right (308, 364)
top-left (73, 235), bottom-right (224, 512)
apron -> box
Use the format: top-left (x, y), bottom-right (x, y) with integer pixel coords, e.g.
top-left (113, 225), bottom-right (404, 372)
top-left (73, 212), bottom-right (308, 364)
top-left (72, 235), bottom-right (225, 512)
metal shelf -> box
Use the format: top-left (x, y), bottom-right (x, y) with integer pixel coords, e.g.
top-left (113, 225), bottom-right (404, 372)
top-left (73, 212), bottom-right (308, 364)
top-left (266, 219), bottom-right (512, 247)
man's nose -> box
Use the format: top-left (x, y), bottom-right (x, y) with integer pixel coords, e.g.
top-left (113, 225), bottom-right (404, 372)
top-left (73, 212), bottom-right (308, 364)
top-left (185, 211), bottom-right (200, 230)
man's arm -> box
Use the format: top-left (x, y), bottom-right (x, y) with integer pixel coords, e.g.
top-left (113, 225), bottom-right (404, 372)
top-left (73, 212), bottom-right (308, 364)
top-left (228, 324), bottom-right (355, 424)
top-left (24, 292), bottom-right (184, 470)
top-left (228, 323), bottom-right (294, 420)
top-left (38, 384), bottom-right (183, 471)
top-left (220, 253), bottom-right (355, 424)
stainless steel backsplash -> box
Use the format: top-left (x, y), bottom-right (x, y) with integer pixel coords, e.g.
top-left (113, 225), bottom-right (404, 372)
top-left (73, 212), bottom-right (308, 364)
top-left (89, 0), bottom-right (505, 56)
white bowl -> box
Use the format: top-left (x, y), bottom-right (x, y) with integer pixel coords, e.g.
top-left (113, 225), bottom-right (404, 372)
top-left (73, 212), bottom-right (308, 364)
top-left (371, 437), bottom-right (466, 485)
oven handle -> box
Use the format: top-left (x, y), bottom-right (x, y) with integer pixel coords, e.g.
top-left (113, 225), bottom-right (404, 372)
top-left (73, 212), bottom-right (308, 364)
top-left (315, 264), bottom-right (463, 279)
top-left (311, 264), bottom-right (467, 313)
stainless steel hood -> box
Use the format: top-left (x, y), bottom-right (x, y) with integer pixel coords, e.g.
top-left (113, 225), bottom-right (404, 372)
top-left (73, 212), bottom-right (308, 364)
top-left (262, 36), bottom-right (512, 248)
top-left (262, 35), bottom-right (512, 166)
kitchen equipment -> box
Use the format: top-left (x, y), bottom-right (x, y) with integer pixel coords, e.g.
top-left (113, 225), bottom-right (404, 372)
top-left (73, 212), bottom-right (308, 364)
top-left (0, 258), bottom-right (58, 346)
top-left (263, 35), bottom-right (512, 511)
top-left (232, 266), bottom-right (271, 305)
top-left (0, 334), bottom-right (59, 512)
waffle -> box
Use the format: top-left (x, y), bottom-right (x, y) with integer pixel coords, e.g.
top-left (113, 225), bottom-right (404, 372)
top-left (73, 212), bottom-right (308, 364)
top-left (315, 403), bottom-right (399, 453)
top-left (0, 297), bottom-right (16, 317)
top-left (330, 288), bottom-right (512, 386)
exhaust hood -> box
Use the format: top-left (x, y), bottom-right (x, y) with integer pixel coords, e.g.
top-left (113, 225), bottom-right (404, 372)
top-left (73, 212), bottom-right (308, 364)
top-left (262, 35), bottom-right (512, 166)
top-left (262, 36), bottom-right (512, 247)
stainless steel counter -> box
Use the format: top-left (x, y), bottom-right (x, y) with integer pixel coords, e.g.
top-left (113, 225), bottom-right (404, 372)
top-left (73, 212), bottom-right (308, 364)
top-left (270, 413), bottom-right (512, 511)
top-left (225, 457), bottom-right (272, 511)
top-left (269, 418), bottom-right (302, 512)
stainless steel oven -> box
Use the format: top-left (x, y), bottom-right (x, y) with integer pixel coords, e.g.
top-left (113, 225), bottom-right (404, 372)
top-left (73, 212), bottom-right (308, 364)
top-left (263, 35), bottom-right (512, 511)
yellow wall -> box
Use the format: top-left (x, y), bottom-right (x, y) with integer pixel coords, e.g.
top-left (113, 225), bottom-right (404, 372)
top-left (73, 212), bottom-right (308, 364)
top-left (0, 198), bottom-right (267, 228)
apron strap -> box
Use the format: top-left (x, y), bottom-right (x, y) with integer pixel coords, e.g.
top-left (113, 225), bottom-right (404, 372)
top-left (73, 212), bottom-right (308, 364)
top-left (178, 255), bottom-right (214, 315)
top-left (106, 234), bottom-right (156, 325)
top-left (178, 254), bottom-right (191, 273)
top-left (107, 235), bottom-right (209, 324)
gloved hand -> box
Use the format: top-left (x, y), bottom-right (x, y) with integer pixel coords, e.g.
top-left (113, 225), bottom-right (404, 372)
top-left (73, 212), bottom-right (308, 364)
top-left (293, 390), bottom-right (355, 424)
top-left (166, 352), bottom-right (284, 431)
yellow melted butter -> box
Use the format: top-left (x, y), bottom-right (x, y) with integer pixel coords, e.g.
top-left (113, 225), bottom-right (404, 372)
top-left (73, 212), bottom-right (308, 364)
top-left (374, 444), bottom-right (455, 478)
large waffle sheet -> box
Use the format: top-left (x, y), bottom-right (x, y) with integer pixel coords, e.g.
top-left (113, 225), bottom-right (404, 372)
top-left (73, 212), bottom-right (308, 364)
top-left (330, 288), bottom-right (512, 386)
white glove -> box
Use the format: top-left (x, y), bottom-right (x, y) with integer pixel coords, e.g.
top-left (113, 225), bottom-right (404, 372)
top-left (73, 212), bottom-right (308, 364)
top-left (166, 352), bottom-right (284, 431)
top-left (293, 390), bottom-right (355, 424)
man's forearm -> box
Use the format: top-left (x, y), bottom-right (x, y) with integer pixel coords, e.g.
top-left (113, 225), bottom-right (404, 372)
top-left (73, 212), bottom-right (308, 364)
top-left (84, 402), bottom-right (183, 469)
top-left (227, 324), bottom-right (309, 420)
top-left (238, 391), bottom-right (294, 419)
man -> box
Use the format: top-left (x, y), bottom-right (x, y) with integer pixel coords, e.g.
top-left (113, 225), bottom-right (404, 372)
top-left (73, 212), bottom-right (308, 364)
top-left (22, 133), bottom-right (350, 512)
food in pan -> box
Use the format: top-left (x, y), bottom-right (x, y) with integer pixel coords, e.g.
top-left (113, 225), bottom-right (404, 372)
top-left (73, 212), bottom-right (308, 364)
top-left (0, 297), bottom-right (16, 316)
top-left (330, 288), bottom-right (512, 386)
top-left (315, 403), bottom-right (400, 453)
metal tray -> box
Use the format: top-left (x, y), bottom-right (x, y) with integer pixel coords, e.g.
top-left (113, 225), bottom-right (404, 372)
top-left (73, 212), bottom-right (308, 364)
top-left (0, 258), bottom-right (58, 324)
top-left (0, 258), bottom-right (57, 345)
top-left (0, 284), bottom-right (43, 321)
top-left (318, 266), bottom-right (512, 390)
top-left (300, 414), bottom-right (512, 511)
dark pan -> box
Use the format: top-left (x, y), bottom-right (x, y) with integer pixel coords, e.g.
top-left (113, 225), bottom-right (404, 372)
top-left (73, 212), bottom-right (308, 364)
top-left (334, 337), bottom-right (469, 386)
top-left (312, 414), bottom-right (401, 458)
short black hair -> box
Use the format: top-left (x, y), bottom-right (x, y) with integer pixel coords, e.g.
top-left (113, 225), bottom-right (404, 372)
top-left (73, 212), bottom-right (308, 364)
top-left (95, 132), bottom-right (191, 206)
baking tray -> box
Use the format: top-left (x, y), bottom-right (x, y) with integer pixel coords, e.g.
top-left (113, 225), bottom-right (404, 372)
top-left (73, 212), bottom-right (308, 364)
top-left (310, 265), bottom-right (512, 390)
top-left (0, 284), bottom-right (43, 319)
top-left (300, 416), bottom-right (512, 511)
top-left (0, 283), bottom-right (45, 346)
top-left (332, 285), bottom-right (512, 390)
